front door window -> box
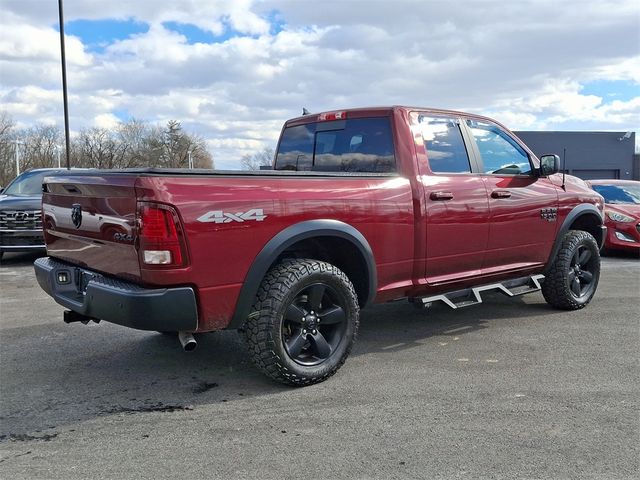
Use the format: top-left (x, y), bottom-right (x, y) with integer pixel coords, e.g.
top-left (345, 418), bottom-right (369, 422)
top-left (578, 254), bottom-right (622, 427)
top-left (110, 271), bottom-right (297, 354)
top-left (466, 119), bottom-right (532, 176)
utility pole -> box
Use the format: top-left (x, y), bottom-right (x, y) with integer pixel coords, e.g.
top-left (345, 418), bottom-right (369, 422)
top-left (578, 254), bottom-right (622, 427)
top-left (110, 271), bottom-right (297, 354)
top-left (57, 145), bottom-right (61, 168)
top-left (14, 140), bottom-right (23, 176)
top-left (58, 0), bottom-right (71, 169)
top-left (188, 149), bottom-right (193, 169)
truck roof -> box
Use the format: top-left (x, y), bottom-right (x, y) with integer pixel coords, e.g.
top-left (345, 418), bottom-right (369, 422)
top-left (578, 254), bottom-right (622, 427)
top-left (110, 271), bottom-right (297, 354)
top-left (284, 105), bottom-right (502, 128)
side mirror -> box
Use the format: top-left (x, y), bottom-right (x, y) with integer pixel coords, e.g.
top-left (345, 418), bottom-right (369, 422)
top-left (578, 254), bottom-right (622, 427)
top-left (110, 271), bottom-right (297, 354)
top-left (540, 154), bottom-right (560, 176)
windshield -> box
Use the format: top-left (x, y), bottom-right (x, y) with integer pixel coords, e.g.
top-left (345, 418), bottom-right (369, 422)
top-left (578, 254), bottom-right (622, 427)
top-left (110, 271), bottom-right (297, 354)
top-left (592, 183), bottom-right (640, 205)
top-left (2, 170), bottom-right (50, 196)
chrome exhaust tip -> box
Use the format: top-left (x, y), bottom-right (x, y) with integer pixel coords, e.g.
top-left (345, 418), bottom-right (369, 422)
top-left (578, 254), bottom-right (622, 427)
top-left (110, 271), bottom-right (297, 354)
top-left (178, 331), bottom-right (197, 352)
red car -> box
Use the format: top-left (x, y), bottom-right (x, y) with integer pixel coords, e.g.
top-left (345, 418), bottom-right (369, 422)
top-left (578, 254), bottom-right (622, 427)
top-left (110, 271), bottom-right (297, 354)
top-left (588, 180), bottom-right (640, 254)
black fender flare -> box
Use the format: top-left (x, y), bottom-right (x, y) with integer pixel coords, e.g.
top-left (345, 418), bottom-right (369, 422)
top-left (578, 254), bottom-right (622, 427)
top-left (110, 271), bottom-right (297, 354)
top-left (544, 203), bottom-right (605, 272)
top-left (229, 219), bottom-right (377, 329)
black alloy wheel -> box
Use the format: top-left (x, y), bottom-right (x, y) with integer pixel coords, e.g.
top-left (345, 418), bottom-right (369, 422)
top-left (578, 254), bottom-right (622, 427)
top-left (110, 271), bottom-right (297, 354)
top-left (244, 258), bottom-right (360, 386)
top-left (542, 230), bottom-right (601, 310)
top-left (282, 282), bottom-right (348, 366)
top-left (567, 244), bottom-right (596, 300)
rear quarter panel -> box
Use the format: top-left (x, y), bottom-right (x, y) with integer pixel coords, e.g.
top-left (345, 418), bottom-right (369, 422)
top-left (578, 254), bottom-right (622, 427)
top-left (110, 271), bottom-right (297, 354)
top-left (135, 175), bottom-right (414, 331)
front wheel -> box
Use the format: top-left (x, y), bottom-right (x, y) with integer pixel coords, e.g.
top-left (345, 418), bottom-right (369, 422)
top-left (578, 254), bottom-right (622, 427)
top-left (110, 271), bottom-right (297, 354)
top-left (244, 259), bottom-right (360, 386)
top-left (542, 230), bottom-right (601, 310)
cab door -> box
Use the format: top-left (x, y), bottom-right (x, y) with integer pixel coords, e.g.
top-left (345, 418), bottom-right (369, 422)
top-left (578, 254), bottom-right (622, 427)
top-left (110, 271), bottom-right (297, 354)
top-left (462, 118), bottom-right (559, 271)
top-left (414, 114), bottom-right (490, 284)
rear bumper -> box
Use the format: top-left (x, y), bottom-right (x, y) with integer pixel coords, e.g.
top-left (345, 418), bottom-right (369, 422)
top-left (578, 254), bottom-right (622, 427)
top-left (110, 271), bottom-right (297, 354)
top-left (34, 257), bottom-right (198, 332)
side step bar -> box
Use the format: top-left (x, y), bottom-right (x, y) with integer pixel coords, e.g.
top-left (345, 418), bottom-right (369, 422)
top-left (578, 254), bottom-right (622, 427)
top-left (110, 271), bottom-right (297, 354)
top-left (410, 274), bottom-right (545, 309)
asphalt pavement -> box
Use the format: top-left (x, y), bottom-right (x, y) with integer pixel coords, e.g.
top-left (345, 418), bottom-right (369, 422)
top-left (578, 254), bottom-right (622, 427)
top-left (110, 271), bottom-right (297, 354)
top-left (0, 251), bottom-right (638, 479)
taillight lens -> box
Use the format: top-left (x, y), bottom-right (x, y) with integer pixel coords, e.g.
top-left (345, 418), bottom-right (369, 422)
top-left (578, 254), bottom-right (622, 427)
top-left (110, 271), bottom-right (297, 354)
top-left (137, 202), bottom-right (188, 267)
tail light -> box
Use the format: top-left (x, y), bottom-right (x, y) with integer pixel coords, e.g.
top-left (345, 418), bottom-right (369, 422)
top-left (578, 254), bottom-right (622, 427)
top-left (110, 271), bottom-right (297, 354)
top-left (137, 202), bottom-right (188, 267)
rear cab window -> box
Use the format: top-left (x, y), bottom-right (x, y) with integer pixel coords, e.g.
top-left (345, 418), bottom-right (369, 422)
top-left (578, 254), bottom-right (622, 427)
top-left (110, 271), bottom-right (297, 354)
top-left (275, 117), bottom-right (396, 173)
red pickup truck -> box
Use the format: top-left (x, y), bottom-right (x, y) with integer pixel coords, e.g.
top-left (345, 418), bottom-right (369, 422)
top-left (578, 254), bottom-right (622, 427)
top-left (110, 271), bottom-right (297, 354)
top-left (35, 106), bottom-right (606, 386)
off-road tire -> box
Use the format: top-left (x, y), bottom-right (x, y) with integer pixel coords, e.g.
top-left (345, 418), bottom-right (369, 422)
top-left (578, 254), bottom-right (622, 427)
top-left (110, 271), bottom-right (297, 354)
top-left (244, 259), bottom-right (359, 387)
top-left (542, 230), bottom-right (600, 310)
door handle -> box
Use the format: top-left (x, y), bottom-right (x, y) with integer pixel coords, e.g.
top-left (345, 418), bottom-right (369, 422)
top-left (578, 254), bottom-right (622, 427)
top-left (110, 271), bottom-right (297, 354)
top-left (430, 191), bottom-right (454, 201)
top-left (491, 190), bottom-right (511, 199)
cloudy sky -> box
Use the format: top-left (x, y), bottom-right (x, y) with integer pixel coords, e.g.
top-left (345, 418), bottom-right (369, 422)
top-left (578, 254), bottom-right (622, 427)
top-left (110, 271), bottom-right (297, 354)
top-left (1, 0), bottom-right (638, 169)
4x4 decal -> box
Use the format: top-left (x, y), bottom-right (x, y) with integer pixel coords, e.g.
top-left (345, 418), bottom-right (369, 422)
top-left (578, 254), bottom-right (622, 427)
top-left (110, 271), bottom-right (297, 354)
top-left (197, 209), bottom-right (267, 224)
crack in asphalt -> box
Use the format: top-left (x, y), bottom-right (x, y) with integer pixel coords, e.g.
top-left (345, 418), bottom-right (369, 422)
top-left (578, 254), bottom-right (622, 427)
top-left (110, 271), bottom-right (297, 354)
top-left (99, 403), bottom-right (194, 415)
top-left (192, 381), bottom-right (219, 394)
top-left (0, 433), bottom-right (58, 443)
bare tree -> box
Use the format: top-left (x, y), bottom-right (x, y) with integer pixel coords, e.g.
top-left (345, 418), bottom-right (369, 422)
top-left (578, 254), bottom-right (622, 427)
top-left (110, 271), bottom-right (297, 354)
top-left (116, 119), bottom-right (150, 168)
top-left (21, 125), bottom-right (62, 170)
top-left (73, 127), bottom-right (127, 169)
top-left (0, 117), bottom-right (61, 185)
top-left (0, 113), bottom-right (214, 184)
top-left (241, 147), bottom-right (274, 170)
top-left (0, 112), bottom-right (16, 187)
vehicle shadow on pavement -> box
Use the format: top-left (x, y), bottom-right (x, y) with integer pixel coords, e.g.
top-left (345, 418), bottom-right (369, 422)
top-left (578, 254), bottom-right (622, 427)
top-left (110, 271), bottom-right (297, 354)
top-left (0, 251), bottom-right (46, 267)
top-left (1, 250), bottom-right (566, 442)
top-left (354, 293), bottom-right (558, 354)
top-left (601, 249), bottom-right (640, 260)
top-left (0, 290), bottom-right (559, 442)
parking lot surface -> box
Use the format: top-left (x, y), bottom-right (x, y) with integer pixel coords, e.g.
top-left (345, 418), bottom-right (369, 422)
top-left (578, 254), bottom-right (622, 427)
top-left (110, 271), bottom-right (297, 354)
top-left (0, 252), bottom-right (638, 479)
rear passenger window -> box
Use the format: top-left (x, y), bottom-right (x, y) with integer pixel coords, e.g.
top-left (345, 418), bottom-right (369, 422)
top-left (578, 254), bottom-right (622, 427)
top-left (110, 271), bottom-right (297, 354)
top-left (417, 116), bottom-right (471, 173)
top-left (275, 117), bottom-right (396, 173)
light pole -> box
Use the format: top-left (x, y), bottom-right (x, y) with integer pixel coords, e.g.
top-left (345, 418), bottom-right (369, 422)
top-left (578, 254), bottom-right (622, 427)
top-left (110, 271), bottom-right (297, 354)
top-left (58, 0), bottom-right (71, 169)
top-left (188, 149), bottom-right (193, 169)
top-left (14, 140), bottom-right (23, 177)
top-left (57, 145), bottom-right (61, 168)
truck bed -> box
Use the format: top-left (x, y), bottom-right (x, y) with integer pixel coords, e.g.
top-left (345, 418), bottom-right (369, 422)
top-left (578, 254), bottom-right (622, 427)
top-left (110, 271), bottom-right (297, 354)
top-left (42, 170), bottom-right (415, 331)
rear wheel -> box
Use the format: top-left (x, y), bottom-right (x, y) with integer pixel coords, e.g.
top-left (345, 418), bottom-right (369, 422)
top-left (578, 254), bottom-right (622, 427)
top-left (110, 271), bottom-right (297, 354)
top-left (244, 259), bottom-right (359, 386)
top-left (542, 230), bottom-right (600, 310)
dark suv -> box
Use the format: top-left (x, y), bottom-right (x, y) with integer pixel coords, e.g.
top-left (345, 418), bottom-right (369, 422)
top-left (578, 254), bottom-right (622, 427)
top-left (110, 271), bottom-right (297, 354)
top-left (0, 169), bottom-right (83, 260)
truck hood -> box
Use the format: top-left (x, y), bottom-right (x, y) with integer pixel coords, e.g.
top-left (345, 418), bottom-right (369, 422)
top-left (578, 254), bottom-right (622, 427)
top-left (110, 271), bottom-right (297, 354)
top-left (562, 174), bottom-right (590, 189)
top-left (0, 194), bottom-right (42, 210)
top-left (551, 173), bottom-right (601, 196)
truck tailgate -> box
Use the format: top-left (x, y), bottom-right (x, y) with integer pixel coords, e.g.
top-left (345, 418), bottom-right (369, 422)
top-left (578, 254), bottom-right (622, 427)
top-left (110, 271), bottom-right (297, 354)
top-left (42, 174), bottom-right (141, 281)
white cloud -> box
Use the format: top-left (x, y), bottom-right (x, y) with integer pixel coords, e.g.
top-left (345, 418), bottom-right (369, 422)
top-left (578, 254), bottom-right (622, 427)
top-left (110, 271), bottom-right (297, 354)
top-left (586, 57), bottom-right (640, 84)
top-left (93, 112), bottom-right (120, 129)
top-left (0, 17), bottom-right (91, 65)
top-left (3, 0), bottom-right (270, 35)
top-left (1, 0), bottom-right (638, 167)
